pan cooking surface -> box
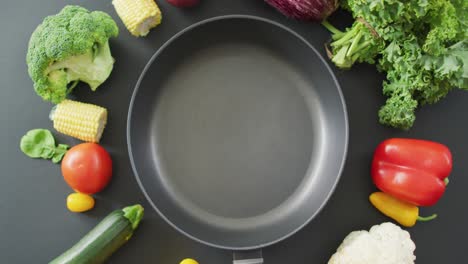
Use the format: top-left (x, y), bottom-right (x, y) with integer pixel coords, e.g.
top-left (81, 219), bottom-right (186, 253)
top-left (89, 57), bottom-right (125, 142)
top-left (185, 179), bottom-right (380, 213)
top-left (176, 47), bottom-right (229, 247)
top-left (151, 42), bottom-right (323, 219)
top-left (128, 16), bottom-right (348, 249)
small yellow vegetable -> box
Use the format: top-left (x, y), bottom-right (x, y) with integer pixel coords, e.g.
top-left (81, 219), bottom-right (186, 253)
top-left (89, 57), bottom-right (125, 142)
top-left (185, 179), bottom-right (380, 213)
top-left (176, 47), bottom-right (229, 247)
top-left (369, 192), bottom-right (437, 227)
top-left (112, 0), bottom-right (162, 37)
top-left (67, 193), bottom-right (95, 213)
top-left (180, 259), bottom-right (199, 264)
top-left (51, 100), bottom-right (107, 143)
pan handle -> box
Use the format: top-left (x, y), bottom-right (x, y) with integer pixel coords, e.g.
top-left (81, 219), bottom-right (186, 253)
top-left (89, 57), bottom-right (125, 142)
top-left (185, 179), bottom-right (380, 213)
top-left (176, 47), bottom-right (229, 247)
top-left (233, 250), bottom-right (263, 264)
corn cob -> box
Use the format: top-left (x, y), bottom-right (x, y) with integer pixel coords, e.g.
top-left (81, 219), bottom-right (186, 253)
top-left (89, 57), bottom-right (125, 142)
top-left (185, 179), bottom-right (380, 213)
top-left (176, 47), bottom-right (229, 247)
top-left (112, 0), bottom-right (162, 37)
top-left (51, 100), bottom-right (108, 143)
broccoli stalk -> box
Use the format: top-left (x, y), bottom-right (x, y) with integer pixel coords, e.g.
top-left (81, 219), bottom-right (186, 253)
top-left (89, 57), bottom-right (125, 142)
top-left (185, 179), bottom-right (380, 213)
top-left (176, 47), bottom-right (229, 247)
top-left (45, 42), bottom-right (114, 92)
top-left (26, 6), bottom-right (119, 103)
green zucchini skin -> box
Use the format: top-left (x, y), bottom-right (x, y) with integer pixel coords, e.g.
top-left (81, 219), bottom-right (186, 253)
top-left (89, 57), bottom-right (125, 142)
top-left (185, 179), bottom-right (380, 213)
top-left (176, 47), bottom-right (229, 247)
top-left (49, 205), bottom-right (143, 264)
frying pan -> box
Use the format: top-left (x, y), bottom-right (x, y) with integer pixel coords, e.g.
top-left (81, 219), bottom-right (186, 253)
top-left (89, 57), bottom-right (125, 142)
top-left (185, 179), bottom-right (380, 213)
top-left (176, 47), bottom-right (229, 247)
top-left (127, 15), bottom-right (348, 263)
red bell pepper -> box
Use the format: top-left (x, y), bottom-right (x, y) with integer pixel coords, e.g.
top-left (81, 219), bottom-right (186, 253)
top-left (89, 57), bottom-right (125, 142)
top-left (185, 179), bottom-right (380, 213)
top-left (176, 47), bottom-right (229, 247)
top-left (371, 138), bottom-right (452, 206)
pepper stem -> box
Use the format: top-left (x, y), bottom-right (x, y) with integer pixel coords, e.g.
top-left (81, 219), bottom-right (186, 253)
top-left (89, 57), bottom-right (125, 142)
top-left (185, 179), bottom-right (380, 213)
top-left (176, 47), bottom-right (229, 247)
top-left (417, 214), bottom-right (437, 222)
top-left (444, 178), bottom-right (449, 185)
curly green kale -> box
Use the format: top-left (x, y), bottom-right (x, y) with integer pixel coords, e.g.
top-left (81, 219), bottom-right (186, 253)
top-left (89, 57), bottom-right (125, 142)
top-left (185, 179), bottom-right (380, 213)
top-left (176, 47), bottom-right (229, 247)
top-left (422, 0), bottom-right (468, 90)
top-left (324, 0), bottom-right (467, 129)
top-left (322, 0), bottom-right (431, 68)
top-left (379, 87), bottom-right (418, 130)
top-left (26, 5), bottom-right (119, 103)
top-left (423, 0), bottom-right (460, 56)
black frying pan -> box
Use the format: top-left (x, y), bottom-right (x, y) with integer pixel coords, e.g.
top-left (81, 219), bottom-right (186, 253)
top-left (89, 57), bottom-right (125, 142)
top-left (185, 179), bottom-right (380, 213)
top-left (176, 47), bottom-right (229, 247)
top-left (127, 15), bottom-right (348, 263)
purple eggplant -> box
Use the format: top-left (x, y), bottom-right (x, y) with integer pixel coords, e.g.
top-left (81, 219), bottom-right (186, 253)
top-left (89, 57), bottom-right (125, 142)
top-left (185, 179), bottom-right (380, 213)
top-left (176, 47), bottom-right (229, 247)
top-left (265, 0), bottom-right (338, 21)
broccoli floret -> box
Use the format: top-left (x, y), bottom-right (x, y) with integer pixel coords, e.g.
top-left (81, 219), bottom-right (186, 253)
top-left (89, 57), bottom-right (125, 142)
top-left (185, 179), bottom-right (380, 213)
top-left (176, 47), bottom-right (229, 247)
top-left (26, 5), bottom-right (119, 103)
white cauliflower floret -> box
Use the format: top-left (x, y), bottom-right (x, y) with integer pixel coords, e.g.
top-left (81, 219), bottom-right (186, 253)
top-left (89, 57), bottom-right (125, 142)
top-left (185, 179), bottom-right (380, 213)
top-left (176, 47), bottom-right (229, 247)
top-left (328, 222), bottom-right (416, 264)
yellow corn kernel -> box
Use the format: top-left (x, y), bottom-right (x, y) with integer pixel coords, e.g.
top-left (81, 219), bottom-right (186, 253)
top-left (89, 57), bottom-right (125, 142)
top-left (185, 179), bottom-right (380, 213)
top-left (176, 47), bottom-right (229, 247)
top-left (112, 0), bottom-right (162, 37)
top-left (51, 100), bottom-right (107, 143)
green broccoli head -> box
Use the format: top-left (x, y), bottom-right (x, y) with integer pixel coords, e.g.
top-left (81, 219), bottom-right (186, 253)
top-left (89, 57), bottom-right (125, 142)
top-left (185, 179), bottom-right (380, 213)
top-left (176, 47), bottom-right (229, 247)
top-left (27, 5), bottom-right (119, 103)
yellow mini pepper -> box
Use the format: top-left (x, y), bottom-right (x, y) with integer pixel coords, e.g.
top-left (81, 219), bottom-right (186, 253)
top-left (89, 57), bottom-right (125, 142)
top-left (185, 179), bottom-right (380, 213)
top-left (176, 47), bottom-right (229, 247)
top-left (369, 192), bottom-right (437, 227)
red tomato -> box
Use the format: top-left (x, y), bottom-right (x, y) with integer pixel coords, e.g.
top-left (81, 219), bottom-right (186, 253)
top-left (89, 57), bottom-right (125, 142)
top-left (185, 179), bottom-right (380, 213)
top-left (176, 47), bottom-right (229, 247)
top-left (61, 143), bottom-right (112, 194)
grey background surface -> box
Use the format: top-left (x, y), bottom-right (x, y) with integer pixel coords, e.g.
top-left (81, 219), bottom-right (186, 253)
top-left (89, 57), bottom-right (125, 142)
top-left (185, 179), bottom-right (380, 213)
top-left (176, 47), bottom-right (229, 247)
top-left (1, 0), bottom-right (466, 263)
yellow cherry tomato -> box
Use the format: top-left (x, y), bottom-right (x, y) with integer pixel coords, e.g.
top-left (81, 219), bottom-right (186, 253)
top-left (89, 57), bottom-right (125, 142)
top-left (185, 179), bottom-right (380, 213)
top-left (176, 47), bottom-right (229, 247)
top-left (180, 259), bottom-right (199, 264)
top-left (66, 192), bottom-right (95, 212)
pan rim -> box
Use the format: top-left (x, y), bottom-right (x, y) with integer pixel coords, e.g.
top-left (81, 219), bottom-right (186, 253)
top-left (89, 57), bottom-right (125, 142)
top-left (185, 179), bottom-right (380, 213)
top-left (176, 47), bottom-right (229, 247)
top-left (127, 14), bottom-right (349, 251)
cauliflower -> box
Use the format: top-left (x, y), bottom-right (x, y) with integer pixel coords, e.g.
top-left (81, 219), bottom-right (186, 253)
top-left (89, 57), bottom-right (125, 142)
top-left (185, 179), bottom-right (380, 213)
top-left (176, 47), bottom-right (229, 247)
top-left (26, 6), bottom-right (119, 103)
top-left (328, 222), bottom-right (416, 264)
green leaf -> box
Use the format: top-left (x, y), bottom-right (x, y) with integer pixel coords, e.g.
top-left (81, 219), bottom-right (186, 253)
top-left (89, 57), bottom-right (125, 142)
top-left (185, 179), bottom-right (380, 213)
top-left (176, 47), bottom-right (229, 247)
top-left (436, 55), bottom-right (461, 76)
top-left (20, 129), bottom-right (56, 158)
top-left (20, 129), bottom-right (69, 163)
top-left (52, 152), bottom-right (66, 164)
top-left (40, 146), bottom-right (56, 159)
top-left (57, 144), bottom-right (70, 150)
top-left (52, 144), bottom-right (70, 163)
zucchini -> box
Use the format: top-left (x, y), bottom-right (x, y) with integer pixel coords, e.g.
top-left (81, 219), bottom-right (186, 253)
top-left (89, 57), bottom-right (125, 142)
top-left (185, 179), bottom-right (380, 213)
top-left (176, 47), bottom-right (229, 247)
top-left (49, 204), bottom-right (144, 264)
